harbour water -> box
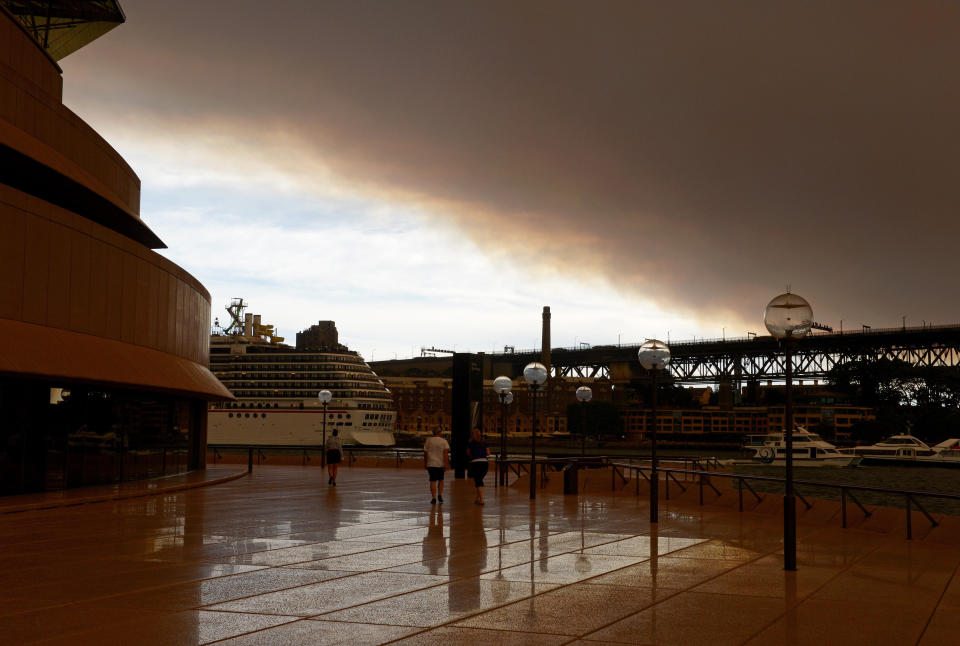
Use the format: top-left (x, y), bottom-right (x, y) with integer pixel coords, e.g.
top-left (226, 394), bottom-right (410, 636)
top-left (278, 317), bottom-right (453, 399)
top-left (730, 462), bottom-right (960, 516)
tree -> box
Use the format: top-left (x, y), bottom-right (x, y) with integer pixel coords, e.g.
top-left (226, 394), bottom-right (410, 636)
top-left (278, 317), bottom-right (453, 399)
top-left (565, 401), bottom-right (622, 439)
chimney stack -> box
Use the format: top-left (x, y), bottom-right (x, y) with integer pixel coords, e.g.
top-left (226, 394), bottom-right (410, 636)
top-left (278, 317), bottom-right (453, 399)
top-left (541, 306), bottom-right (551, 374)
top-left (243, 313), bottom-right (253, 337)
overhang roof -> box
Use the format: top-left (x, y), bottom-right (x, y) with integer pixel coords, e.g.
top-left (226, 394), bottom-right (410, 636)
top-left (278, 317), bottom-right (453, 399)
top-left (0, 319), bottom-right (234, 401)
top-left (1, 0), bottom-right (124, 61)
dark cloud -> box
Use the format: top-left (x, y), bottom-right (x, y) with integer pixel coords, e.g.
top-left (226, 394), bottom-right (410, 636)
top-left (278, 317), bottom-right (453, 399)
top-left (65, 0), bottom-right (960, 329)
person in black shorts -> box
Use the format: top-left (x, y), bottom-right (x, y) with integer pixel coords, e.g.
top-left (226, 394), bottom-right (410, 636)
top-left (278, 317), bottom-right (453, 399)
top-left (326, 429), bottom-right (342, 486)
top-left (423, 427), bottom-right (450, 504)
top-left (467, 428), bottom-right (489, 505)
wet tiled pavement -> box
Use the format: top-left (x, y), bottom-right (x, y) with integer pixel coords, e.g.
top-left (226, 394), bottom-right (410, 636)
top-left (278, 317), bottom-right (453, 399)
top-left (2, 465), bottom-right (960, 644)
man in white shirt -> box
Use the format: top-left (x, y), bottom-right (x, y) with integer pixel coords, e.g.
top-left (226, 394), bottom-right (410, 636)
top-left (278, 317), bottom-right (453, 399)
top-left (423, 427), bottom-right (450, 504)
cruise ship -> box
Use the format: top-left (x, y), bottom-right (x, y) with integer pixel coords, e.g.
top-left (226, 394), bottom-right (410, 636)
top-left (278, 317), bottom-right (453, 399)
top-left (208, 300), bottom-right (396, 446)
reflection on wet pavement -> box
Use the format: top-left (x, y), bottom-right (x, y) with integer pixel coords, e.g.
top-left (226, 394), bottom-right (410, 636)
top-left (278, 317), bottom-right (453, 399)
top-left (3, 464), bottom-right (960, 645)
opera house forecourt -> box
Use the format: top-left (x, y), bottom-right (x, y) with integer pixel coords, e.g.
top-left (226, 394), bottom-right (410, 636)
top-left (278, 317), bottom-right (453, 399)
top-left (0, 1), bottom-right (231, 495)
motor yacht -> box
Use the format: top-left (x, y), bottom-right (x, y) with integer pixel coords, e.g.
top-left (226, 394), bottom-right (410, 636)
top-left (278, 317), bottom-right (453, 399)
top-left (743, 427), bottom-right (861, 467)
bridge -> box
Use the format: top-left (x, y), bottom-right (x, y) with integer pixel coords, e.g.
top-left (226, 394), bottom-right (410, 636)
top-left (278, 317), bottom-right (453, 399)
top-left (371, 324), bottom-right (960, 385)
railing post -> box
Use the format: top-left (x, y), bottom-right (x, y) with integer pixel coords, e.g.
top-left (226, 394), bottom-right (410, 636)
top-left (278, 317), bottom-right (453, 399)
top-left (248, 447), bottom-right (253, 473)
top-left (699, 474), bottom-right (704, 505)
top-left (162, 447), bottom-right (167, 475)
top-left (738, 477), bottom-right (743, 512)
top-left (665, 473), bottom-right (670, 500)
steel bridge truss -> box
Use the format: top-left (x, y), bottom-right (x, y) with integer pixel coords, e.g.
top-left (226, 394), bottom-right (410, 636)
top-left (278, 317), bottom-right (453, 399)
top-left (552, 364), bottom-right (610, 380)
top-left (495, 326), bottom-right (960, 385)
top-left (667, 327), bottom-right (960, 384)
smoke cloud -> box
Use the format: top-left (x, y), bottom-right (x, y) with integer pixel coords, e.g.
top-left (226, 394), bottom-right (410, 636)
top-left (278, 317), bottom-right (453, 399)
top-left (63, 1), bottom-right (960, 330)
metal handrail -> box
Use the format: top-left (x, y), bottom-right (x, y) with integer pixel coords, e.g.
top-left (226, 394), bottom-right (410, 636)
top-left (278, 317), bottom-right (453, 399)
top-left (610, 462), bottom-right (952, 539)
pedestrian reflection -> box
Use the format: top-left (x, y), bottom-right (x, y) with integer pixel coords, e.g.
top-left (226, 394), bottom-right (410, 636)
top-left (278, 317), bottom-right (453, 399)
top-left (422, 506), bottom-right (447, 575)
top-left (447, 500), bottom-right (487, 612)
top-left (539, 519), bottom-right (549, 572)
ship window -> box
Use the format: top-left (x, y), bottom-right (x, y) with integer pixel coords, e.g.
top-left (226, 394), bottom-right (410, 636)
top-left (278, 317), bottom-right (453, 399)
top-left (228, 413), bottom-right (233, 418)
top-left (261, 413), bottom-right (266, 418)
top-left (245, 413), bottom-right (250, 418)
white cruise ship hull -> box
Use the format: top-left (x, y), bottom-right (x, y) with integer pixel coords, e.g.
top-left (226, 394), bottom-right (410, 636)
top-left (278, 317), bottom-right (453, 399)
top-left (209, 407), bottom-right (396, 447)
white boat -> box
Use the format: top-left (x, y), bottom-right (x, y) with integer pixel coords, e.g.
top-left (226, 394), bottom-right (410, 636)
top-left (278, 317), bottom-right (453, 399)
top-left (845, 434), bottom-right (960, 467)
top-left (743, 427), bottom-right (861, 467)
top-left (207, 301), bottom-right (395, 447)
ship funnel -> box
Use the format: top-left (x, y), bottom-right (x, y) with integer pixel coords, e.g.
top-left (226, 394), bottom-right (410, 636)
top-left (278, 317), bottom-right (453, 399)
top-left (244, 313), bottom-right (253, 337)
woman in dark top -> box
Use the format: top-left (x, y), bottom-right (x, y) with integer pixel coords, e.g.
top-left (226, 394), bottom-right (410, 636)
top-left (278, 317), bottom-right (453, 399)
top-left (326, 429), bottom-right (342, 486)
top-left (467, 428), bottom-right (489, 505)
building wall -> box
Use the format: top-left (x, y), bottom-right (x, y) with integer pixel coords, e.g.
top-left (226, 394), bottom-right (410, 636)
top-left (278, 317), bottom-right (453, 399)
top-left (0, 184), bottom-right (212, 368)
top-left (0, 9), bottom-right (229, 494)
top-left (0, 12), bottom-right (140, 215)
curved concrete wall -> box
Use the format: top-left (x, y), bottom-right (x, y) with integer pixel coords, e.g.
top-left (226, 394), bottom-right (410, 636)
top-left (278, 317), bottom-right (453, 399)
top-left (0, 10), bottom-right (140, 216)
top-left (0, 9), bottom-right (229, 399)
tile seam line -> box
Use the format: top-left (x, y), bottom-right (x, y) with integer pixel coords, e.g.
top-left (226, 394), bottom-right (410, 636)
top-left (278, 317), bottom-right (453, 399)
top-left (0, 514), bottom-right (604, 615)
top-left (741, 545), bottom-right (880, 645)
top-left (730, 529), bottom-right (886, 646)
top-left (548, 539), bottom-right (792, 646)
top-left (205, 523), bottom-right (619, 574)
top-left (550, 520), bottom-right (879, 645)
top-left (199, 529), bottom-right (670, 616)
top-left (368, 533), bottom-right (754, 645)
top-left (913, 553), bottom-right (960, 646)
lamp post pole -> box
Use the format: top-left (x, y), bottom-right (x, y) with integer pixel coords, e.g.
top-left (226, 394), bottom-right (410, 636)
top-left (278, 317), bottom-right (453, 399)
top-left (493, 376), bottom-right (513, 487)
top-left (523, 362), bottom-right (547, 500)
top-left (650, 368), bottom-right (658, 523)
top-left (576, 386), bottom-right (592, 457)
top-left (502, 392), bottom-right (513, 485)
top-left (318, 390), bottom-right (332, 467)
top-left (581, 400), bottom-right (587, 456)
top-left (530, 383), bottom-right (538, 499)
top-left (764, 291), bottom-right (813, 572)
top-left (783, 335), bottom-right (796, 570)
top-left (638, 340), bottom-right (670, 525)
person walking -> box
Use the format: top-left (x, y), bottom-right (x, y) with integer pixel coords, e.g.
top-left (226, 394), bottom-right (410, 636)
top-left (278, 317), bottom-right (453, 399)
top-left (326, 429), bottom-right (342, 486)
top-left (467, 427), bottom-right (489, 505)
top-left (423, 427), bottom-right (449, 504)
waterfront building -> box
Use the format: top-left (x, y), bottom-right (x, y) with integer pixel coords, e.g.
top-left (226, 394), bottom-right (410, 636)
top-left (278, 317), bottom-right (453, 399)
top-left (0, 2), bottom-right (231, 494)
top-left (383, 373), bottom-right (874, 445)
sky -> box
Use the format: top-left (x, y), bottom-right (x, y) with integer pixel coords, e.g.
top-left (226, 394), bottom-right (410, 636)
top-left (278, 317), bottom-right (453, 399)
top-left (59, 1), bottom-right (960, 360)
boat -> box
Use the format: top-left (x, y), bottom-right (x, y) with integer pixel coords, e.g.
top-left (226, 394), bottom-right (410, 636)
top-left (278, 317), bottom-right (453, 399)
top-left (844, 434), bottom-right (960, 467)
top-left (207, 300), bottom-right (396, 447)
top-left (742, 427), bottom-right (862, 467)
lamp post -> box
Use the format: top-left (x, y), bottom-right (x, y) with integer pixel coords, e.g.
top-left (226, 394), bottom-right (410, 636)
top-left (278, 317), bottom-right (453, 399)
top-left (638, 340), bottom-right (670, 524)
top-left (523, 362), bottom-right (548, 500)
top-left (493, 375), bottom-right (513, 486)
top-left (764, 291), bottom-right (813, 572)
top-left (318, 390), bottom-right (332, 467)
top-left (575, 386), bottom-right (592, 457)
